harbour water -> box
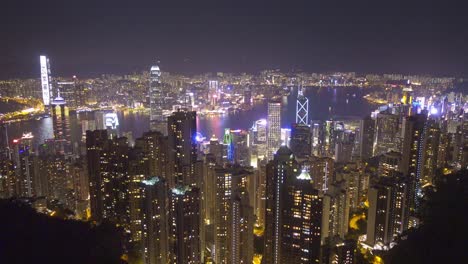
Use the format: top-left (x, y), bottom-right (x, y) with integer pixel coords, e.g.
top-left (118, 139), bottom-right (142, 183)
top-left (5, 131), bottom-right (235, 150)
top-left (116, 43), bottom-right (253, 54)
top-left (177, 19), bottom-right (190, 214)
top-left (2, 86), bottom-right (377, 146)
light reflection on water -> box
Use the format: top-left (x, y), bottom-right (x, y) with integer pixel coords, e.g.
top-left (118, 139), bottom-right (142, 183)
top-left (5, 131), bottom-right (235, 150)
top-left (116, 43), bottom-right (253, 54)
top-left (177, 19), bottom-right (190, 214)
top-left (4, 86), bottom-right (377, 146)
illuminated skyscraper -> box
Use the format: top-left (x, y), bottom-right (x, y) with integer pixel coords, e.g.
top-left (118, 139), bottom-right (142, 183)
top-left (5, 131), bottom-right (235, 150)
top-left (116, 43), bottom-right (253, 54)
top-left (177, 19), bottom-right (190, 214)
top-left (86, 129), bottom-right (109, 221)
top-left (141, 177), bottom-right (169, 264)
top-left (230, 188), bottom-right (254, 264)
top-left (41, 153), bottom-right (68, 206)
top-left (168, 185), bottom-right (201, 264)
top-left (39, 55), bottom-right (52, 106)
top-left (56, 79), bottom-right (78, 108)
top-left (264, 146), bottom-right (298, 264)
top-left (290, 123), bottom-right (311, 159)
top-left (323, 120), bottom-right (337, 157)
top-left (359, 116), bottom-right (375, 160)
top-left (267, 101), bottom-right (281, 160)
top-left (69, 161), bottom-right (89, 219)
top-left (308, 156), bottom-right (335, 194)
top-left (420, 120), bottom-right (440, 187)
top-left (86, 130), bottom-right (130, 226)
top-left (128, 148), bottom-right (147, 243)
top-left (281, 174), bottom-right (322, 264)
top-left (223, 128), bottom-right (234, 163)
top-left (134, 131), bottom-right (168, 178)
top-left (378, 151), bottom-right (402, 178)
top-left (212, 165), bottom-right (252, 263)
top-left (311, 122), bottom-right (324, 156)
top-left (296, 85), bottom-right (308, 125)
top-left (322, 182), bottom-right (350, 243)
top-left (230, 129), bottom-right (250, 166)
top-left (334, 130), bottom-right (355, 163)
top-left (51, 90), bottom-right (68, 145)
top-left (167, 109), bottom-right (197, 187)
top-left (214, 167), bottom-right (232, 264)
top-left (329, 240), bottom-right (357, 264)
top-left (11, 133), bottom-right (36, 197)
top-left (200, 159), bottom-right (217, 258)
top-left (401, 112), bottom-right (427, 211)
top-left (209, 80), bottom-right (219, 105)
top-left (373, 112), bottom-right (401, 156)
top-left (401, 87), bottom-right (414, 115)
top-left (280, 128), bottom-right (291, 147)
top-left (264, 146), bottom-right (322, 264)
top-left (149, 63), bottom-right (167, 135)
top-left (0, 123), bottom-right (10, 160)
top-left (249, 119), bottom-right (267, 164)
top-left (366, 177), bottom-right (410, 248)
top-left (335, 163), bottom-right (369, 211)
top-left (208, 136), bottom-right (225, 165)
top-left (0, 157), bottom-right (14, 198)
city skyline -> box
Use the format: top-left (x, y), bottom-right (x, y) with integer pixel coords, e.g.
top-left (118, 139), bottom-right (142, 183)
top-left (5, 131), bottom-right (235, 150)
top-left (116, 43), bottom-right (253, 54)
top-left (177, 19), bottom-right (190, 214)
top-left (1, 2), bottom-right (467, 264)
top-left (0, 53), bottom-right (466, 263)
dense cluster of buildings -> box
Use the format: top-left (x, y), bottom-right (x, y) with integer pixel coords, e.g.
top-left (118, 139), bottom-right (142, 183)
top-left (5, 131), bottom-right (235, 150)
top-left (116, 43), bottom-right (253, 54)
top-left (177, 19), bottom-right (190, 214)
top-left (0, 56), bottom-right (467, 263)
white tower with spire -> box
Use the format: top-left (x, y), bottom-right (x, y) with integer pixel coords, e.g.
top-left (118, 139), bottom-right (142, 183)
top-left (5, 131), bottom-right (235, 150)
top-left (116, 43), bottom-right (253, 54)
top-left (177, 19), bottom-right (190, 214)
top-left (296, 84), bottom-right (309, 125)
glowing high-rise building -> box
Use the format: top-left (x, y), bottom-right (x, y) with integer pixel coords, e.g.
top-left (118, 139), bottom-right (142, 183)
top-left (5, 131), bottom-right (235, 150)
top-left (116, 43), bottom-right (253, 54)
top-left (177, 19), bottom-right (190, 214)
top-left (264, 146), bottom-right (322, 264)
top-left (366, 177), bottom-right (410, 248)
top-left (212, 167), bottom-right (232, 263)
top-left (141, 177), bottom-right (169, 264)
top-left (359, 116), bottom-right (375, 160)
top-left (373, 112), bottom-right (401, 156)
top-left (420, 120), bottom-right (440, 187)
top-left (267, 101), bottom-right (281, 160)
top-left (322, 182), bottom-right (350, 243)
top-left (209, 80), bottom-right (219, 105)
top-left (51, 90), bottom-right (67, 140)
top-left (223, 128), bottom-right (234, 163)
top-left (168, 185), bottom-right (201, 264)
top-left (11, 133), bottom-right (36, 197)
top-left (249, 119), bottom-right (267, 164)
top-left (296, 85), bottom-right (309, 125)
top-left (401, 112), bottom-right (427, 211)
top-left (378, 151), bottom-right (402, 178)
top-left (86, 130), bottom-right (130, 224)
top-left (149, 63), bottom-right (166, 135)
top-left (167, 109), bottom-right (197, 187)
top-left (230, 188), bottom-right (254, 264)
top-left (290, 123), bottom-right (311, 159)
top-left (39, 55), bottom-right (52, 106)
top-left (308, 156), bottom-right (335, 194)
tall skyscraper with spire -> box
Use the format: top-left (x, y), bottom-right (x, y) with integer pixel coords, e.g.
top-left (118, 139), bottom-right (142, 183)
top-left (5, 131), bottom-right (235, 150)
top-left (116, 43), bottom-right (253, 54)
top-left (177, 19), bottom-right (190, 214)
top-left (149, 62), bottom-right (167, 135)
top-left (296, 85), bottom-right (308, 125)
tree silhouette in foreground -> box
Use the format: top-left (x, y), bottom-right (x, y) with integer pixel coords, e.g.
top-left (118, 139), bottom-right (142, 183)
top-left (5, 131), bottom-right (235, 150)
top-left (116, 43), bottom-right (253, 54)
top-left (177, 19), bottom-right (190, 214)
top-left (0, 199), bottom-right (125, 264)
top-left (386, 170), bottom-right (468, 264)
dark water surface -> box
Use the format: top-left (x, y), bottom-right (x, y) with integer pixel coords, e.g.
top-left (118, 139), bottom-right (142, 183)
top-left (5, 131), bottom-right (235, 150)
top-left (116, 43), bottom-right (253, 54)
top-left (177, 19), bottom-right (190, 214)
top-left (3, 86), bottom-right (377, 145)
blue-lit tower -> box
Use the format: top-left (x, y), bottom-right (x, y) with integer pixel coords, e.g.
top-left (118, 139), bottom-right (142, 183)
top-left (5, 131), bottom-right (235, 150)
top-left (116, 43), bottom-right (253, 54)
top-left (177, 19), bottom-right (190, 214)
top-left (223, 128), bottom-right (234, 162)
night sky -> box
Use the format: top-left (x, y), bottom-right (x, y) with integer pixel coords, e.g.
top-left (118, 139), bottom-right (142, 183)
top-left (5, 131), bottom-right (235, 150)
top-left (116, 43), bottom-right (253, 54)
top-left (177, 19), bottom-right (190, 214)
top-left (1, 0), bottom-right (467, 78)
